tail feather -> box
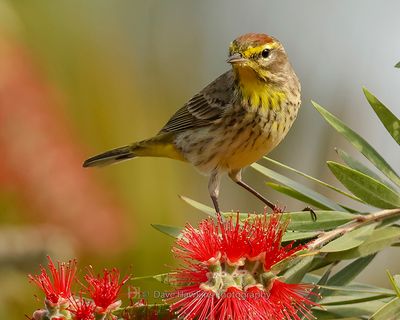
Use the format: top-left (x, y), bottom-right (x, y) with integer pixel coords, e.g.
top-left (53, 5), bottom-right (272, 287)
top-left (83, 135), bottom-right (185, 168)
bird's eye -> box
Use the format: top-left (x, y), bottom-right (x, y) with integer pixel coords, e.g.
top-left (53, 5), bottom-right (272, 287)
top-left (261, 48), bottom-right (270, 58)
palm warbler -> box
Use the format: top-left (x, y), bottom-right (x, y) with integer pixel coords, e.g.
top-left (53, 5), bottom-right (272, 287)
top-left (83, 33), bottom-right (301, 213)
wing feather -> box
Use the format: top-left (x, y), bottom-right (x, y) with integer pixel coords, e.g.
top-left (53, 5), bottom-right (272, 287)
top-left (159, 71), bottom-right (234, 133)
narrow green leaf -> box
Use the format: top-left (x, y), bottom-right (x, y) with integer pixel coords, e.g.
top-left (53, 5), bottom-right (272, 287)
top-left (395, 61), bottom-right (400, 68)
top-left (326, 227), bottom-right (400, 261)
top-left (284, 255), bottom-right (314, 283)
top-left (314, 300), bottom-right (386, 318)
top-left (319, 285), bottom-right (395, 296)
top-left (320, 224), bottom-right (377, 253)
top-left (264, 156), bottom-right (363, 202)
top-left (394, 275), bottom-right (400, 291)
top-left (369, 297), bottom-right (400, 320)
top-left (270, 250), bottom-right (311, 275)
top-left (327, 162), bottom-right (400, 208)
top-left (181, 198), bottom-right (354, 232)
top-left (131, 272), bottom-right (175, 284)
top-left (282, 231), bottom-right (319, 241)
top-left (336, 148), bottom-right (395, 189)
top-left (285, 211), bottom-right (355, 231)
top-left (303, 273), bottom-right (321, 283)
top-left (179, 195), bottom-right (217, 217)
top-left (387, 271), bottom-right (400, 298)
top-left (363, 88), bottom-right (400, 145)
top-left (308, 256), bottom-right (335, 272)
top-left (311, 310), bottom-right (364, 320)
top-left (252, 163), bottom-right (345, 211)
top-left (151, 224), bottom-right (181, 238)
top-left (226, 210), bottom-right (355, 232)
top-left (312, 101), bottom-right (400, 187)
top-left (267, 182), bottom-right (333, 210)
top-left (153, 272), bottom-right (175, 284)
top-left (327, 254), bottom-right (376, 286)
top-left (321, 293), bottom-right (393, 306)
top-left (114, 304), bottom-right (172, 319)
top-left (301, 264), bottom-right (335, 320)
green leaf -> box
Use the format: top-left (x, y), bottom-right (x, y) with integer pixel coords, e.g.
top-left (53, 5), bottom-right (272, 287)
top-left (267, 182), bottom-right (334, 210)
top-left (314, 300), bottom-right (386, 318)
top-left (252, 163), bottom-right (345, 211)
top-left (326, 254), bottom-right (376, 286)
top-left (312, 101), bottom-right (400, 187)
top-left (309, 256), bottom-right (336, 272)
top-left (395, 61), bottom-right (400, 68)
top-left (270, 249), bottom-right (311, 275)
top-left (283, 255), bottom-right (314, 283)
top-left (311, 311), bottom-right (364, 320)
top-left (227, 210), bottom-right (355, 232)
top-left (264, 156), bottom-right (363, 202)
top-left (300, 264), bottom-right (334, 320)
top-left (131, 272), bottom-right (175, 284)
top-left (369, 297), bottom-right (400, 320)
top-left (282, 231), bottom-right (319, 241)
top-left (387, 271), bottom-right (400, 298)
top-left (363, 88), bottom-right (400, 145)
top-left (326, 227), bottom-right (400, 261)
top-left (151, 224), bottom-right (181, 238)
top-left (311, 266), bottom-right (333, 296)
top-left (180, 197), bottom-right (354, 232)
top-left (336, 148), bottom-right (395, 189)
top-left (179, 195), bottom-right (216, 217)
top-left (235, 211), bottom-right (354, 232)
top-left (285, 211), bottom-right (355, 231)
top-left (320, 224), bottom-right (377, 253)
top-left (114, 304), bottom-right (173, 319)
top-left (321, 293), bottom-right (393, 306)
top-left (327, 162), bottom-right (400, 208)
top-left (319, 285), bottom-right (395, 296)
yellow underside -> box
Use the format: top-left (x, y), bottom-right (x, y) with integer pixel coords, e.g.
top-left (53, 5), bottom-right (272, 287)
top-left (219, 124), bottom-right (282, 171)
top-left (133, 136), bottom-right (186, 161)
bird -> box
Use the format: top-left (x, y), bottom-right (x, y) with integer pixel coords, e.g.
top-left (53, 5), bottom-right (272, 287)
top-left (83, 33), bottom-right (301, 214)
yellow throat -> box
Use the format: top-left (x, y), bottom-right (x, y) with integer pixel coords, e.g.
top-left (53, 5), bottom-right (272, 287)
top-left (235, 66), bottom-right (286, 112)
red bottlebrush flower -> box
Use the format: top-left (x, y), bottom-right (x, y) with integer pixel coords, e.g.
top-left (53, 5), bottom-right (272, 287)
top-left (169, 212), bottom-right (316, 320)
top-left (170, 285), bottom-right (264, 320)
top-left (84, 267), bottom-right (130, 313)
top-left (169, 285), bottom-right (216, 320)
top-left (253, 213), bottom-right (304, 271)
top-left (68, 297), bottom-right (96, 320)
top-left (173, 219), bottom-right (221, 264)
top-left (28, 256), bottom-right (77, 305)
top-left (219, 213), bottom-right (249, 264)
top-left (267, 280), bottom-right (315, 320)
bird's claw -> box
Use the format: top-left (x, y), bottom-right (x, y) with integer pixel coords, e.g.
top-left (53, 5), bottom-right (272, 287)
top-left (302, 206), bottom-right (317, 222)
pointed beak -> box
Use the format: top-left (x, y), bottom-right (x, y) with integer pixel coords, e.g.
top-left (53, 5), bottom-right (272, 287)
top-left (226, 53), bottom-right (248, 64)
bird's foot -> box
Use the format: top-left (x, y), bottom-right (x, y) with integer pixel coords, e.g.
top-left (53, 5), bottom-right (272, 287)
top-left (262, 204), bottom-right (285, 214)
top-left (302, 206), bottom-right (317, 222)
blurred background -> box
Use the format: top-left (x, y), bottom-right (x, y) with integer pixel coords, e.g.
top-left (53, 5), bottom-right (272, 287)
top-left (0, 0), bottom-right (399, 318)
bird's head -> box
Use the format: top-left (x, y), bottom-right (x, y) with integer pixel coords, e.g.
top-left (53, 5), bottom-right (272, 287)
top-left (228, 33), bottom-right (290, 82)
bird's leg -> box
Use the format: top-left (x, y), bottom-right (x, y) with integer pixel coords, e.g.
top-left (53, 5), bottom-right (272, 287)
top-left (229, 169), bottom-right (276, 211)
top-left (208, 172), bottom-right (222, 213)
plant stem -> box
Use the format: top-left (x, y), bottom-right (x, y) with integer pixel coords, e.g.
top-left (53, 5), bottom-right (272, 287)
top-left (309, 208), bottom-right (400, 250)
